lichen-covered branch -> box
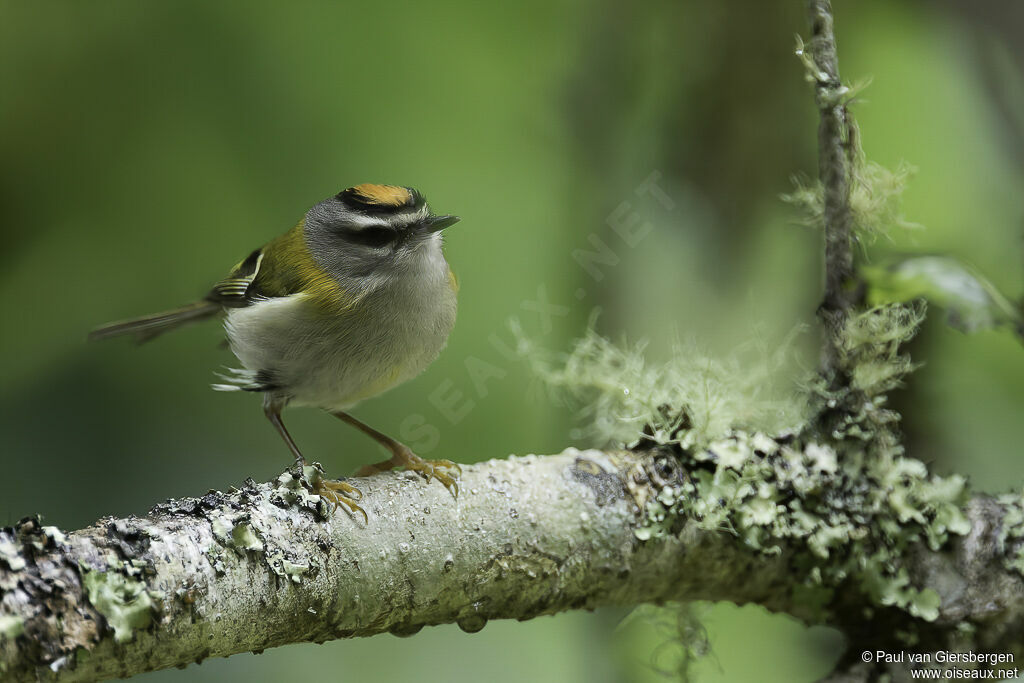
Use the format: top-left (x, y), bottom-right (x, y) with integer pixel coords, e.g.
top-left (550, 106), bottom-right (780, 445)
top-left (2, 444), bottom-right (1024, 682)
top-left (804, 0), bottom-right (858, 381)
top-left (0, 451), bottom-right (767, 682)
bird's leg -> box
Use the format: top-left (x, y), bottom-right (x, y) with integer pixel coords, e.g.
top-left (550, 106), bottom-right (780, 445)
top-left (332, 411), bottom-right (461, 497)
top-left (263, 395), bottom-right (305, 465)
top-left (263, 396), bottom-right (364, 519)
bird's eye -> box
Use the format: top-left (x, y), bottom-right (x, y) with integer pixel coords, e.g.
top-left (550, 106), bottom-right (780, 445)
top-left (348, 226), bottom-right (397, 248)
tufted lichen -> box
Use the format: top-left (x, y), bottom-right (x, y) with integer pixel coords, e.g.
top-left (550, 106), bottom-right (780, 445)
top-left (515, 317), bottom-right (810, 452)
top-left (782, 154), bottom-right (918, 248)
top-left (530, 294), bottom-right (974, 627)
top-left (650, 305), bottom-right (967, 621)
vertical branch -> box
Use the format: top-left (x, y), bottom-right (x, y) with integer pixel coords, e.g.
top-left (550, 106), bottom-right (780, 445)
top-left (806, 0), bottom-right (857, 381)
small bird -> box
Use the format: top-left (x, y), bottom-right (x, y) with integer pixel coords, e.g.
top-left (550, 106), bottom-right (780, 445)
top-left (90, 184), bottom-right (463, 518)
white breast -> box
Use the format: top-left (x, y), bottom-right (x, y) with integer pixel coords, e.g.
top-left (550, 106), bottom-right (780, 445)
top-left (218, 244), bottom-right (456, 411)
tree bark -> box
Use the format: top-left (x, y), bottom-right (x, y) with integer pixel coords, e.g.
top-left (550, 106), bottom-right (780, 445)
top-left (2, 447), bottom-right (1022, 682)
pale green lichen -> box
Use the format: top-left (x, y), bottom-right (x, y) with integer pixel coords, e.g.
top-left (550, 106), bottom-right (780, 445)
top-left (515, 318), bottom-right (809, 451)
top-left (522, 51), bottom-right (987, 632)
top-left (0, 615), bottom-right (23, 640)
top-left (782, 77), bottom-right (1021, 346)
top-left (12, 520), bottom-right (68, 555)
top-left (266, 551), bottom-right (309, 584)
top-left (781, 54), bottom-right (918, 252)
top-left (838, 303), bottom-right (925, 400)
top-left (211, 514), bottom-right (264, 553)
top-left (270, 466), bottom-right (331, 518)
top-left (81, 563), bottom-right (160, 643)
top-left (611, 30), bottom-right (976, 648)
top-left (200, 479), bottom-right (323, 584)
top-left (997, 490), bottom-right (1024, 576)
top-left (636, 425), bottom-right (970, 622)
top-left (783, 158), bottom-right (918, 249)
top-left (205, 544), bottom-right (227, 575)
top-left (205, 508), bottom-right (267, 577)
top-left (210, 515), bottom-right (233, 545)
top-left (870, 569), bottom-right (942, 622)
top-left (230, 522), bottom-right (264, 552)
top-left (532, 301), bottom-right (972, 624)
top-left (0, 538), bottom-right (25, 572)
top-left (672, 306), bottom-right (967, 621)
top-left (793, 35), bottom-right (871, 108)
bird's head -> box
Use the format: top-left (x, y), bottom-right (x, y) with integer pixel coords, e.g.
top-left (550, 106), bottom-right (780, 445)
top-left (303, 183), bottom-right (460, 283)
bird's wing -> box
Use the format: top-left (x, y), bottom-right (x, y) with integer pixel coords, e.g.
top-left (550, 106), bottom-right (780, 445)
top-left (205, 248), bottom-right (265, 307)
top-left (90, 241), bottom-right (301, 344)
top-left (205, 219), bottom-right (317, 308)
top-left (205, 246), bottom-right (301, 306)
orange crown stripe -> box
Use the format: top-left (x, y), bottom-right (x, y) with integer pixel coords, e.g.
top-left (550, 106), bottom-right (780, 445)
top-left (350, 184), bottom-right (413, 207)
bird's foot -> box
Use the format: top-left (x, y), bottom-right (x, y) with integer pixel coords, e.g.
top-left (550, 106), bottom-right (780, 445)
top-left (405, 455), bottom-right (461, 497)
top-left (357, 447), bottom-right (461, 498)
top-left (313, 477), bottom-right (367, 523)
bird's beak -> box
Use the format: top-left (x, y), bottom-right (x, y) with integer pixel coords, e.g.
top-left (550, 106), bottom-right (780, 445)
top-left (424, 214), bottom-right (461, 233)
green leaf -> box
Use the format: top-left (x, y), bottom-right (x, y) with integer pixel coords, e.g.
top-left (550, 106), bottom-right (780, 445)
top-left (863, 255), bottom-right (1023, 342)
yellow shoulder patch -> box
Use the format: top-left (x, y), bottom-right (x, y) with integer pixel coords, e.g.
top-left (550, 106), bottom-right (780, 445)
top-left (350, 183), bottom-right (413, 207)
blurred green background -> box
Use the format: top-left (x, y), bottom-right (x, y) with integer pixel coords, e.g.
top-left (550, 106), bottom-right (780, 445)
top-left (2, 1), bottom-right (1022, 681)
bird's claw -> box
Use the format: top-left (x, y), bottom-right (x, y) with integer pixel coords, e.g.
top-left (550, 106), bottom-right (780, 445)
top-left (314, 478), bottom-right (367, 523)
top-left (402, 454), bottom-right (461, 498)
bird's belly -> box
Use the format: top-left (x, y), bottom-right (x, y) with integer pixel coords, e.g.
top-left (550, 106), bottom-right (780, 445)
top-left (223, 288), bottom-right (455, 410)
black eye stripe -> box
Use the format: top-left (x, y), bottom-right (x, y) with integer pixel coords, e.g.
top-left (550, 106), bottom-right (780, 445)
top-left (344, 226), bottom-right (398, 248)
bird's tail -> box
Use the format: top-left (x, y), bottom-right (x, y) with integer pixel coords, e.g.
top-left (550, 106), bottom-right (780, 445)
top-left (88, 301), bottom-right (221, 344)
